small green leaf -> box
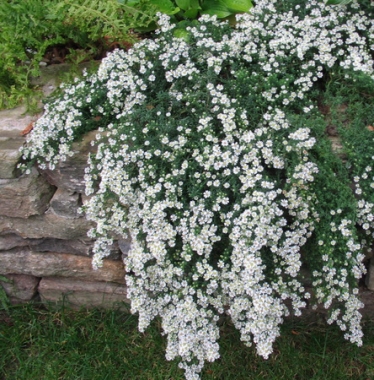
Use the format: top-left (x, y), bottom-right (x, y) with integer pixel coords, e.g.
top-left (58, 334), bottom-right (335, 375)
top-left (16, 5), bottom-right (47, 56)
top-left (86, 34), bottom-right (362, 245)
top-left (221, 0), bottom-right (252, 12)
top-left (118, 0), bottom-right (141, 6)
top-left (134, 21), bottom-right (158, 32)
top-left (175, 0), bottom-right (192, 10)
top-left (201, 0), bottom-right (232, 18)
top-left (150, 0), bottom-right (180, 14)
top-left (176, 0), bottom-right (200, 18)
top-left (0, 275), bottom-right (12, 283)
top-left (173, 28), bottom-right (191, 42)
top-left (189, 0), bottom-right (201, 8)
top-left (184, 8), bottom-right (199, 18)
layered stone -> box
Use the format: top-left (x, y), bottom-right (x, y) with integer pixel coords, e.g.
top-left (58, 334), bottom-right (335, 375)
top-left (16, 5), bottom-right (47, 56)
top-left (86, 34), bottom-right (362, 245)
top-left (39, 129), bottom-right (97, 193)
top-left (39, 277), bottom-right (128, 309)
top-left (49, 188), bottom-right (81, 219)
top-left (0, 105), bottom-right (35, 178)
top-left (0, 249), bottom-right (125, 283)
top-left (0, 168), bottom-right (56, 218)
top-left (0, 212), bottom-right (93, 240)
top-left (0, 273), bottom-right (40, 303)
top-left (366, 259), bottom-right (374, 291)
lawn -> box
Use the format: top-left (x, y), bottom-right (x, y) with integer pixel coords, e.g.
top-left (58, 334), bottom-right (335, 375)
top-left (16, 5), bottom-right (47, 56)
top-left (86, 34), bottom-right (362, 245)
top-left (1, 303), bottom-right (373, 380)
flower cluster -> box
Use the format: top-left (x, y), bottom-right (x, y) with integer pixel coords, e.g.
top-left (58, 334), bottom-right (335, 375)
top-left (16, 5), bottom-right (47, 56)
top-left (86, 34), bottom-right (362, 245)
top-left (21, 1), bottom-right (374, 379)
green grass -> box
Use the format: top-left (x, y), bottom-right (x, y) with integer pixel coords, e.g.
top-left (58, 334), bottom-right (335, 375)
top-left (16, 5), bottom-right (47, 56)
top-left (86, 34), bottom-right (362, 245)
top-left (1, 303), bottom-right (373, 380)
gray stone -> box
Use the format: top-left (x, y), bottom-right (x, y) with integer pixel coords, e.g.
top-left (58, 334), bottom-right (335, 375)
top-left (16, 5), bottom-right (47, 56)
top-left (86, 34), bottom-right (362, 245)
top-left (0, 249), bottom-right (125, 283)
top-left (39, 277), bottom-right (129, 309)
top-left (0, 105), bottom-right (36, 178)
top-left (39, 130), bottom-right (98, 193)
top-left (359, 289), bottom-right (374, 318)
top-left (49, 188), bottom-right (81, 218)
top-left (364, 247), bottom-right (373, 260)
top-left (0, 138), bottom-right (23, 179)
top-left (366, 259), bottom-right (374, 291)
top-left (0, 233), bottom-right (43, 250)
top-left (34, 238), bottom-right (121, 260)
top-left (0, 168), bottom-right (56, 218)
top-left (33, 238), bottom-right (94, 256)
top-left (118, 239), bottom-right (131, 258)
top-left (0, 273), bottom-right (40, 301)
top-left (0, 234), bottom-right (96, 256)
top-left (0, 212), bottom-right (93, 240)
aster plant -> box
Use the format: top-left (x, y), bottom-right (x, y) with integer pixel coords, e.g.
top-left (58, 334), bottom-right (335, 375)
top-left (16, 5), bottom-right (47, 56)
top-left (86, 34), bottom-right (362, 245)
top-left (21, 1), bottom-right (374, 378)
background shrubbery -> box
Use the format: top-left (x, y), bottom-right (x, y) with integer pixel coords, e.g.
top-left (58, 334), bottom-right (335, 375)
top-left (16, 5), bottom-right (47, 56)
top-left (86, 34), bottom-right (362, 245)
top-left (20, 1), bottom-right (374, 378)
top-left (0, 0), bottom-right (160, 110)
top-left (0, 0), bottom-right (255, 111)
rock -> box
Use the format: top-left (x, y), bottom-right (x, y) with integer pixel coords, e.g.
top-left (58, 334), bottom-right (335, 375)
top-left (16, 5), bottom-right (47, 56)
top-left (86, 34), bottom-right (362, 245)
top-left (0, 234), bottom-right (97, 256)
top-left (0, 212), bottom-right (93, 240)
top-left (359, 289), bottom-right (374, 318)
top-left (366, 259), bottom-right (374, 291)
top-left (364, 247), bottom-right (373, 260)
top-left (0, 168), bottom-right (56, 218)
top-left (0, 233), bottom-right (43, 251)
top-left (118, 239), bottom-right (131, 258)
top-left (33, 238), bottom-right (121, 260)
top-left (39, 129), bottom-right (98, 193)
top-left (329, 136), bottom-right (346, 159)
top-left (39, 277), bottom-right (129, 309)
top-left (30, 62), bottom-right (94, 98)
top-left (0, 105), bottom-right (35, 178)
top-left (0, 249), bottom-right (125, 283)
top-left (49, 188), bottom-right (81, 218)
top-left (33, 238), bottom-right (94, 256)
top-left (0, 139), bottom-right (23, 179)
top-left (0, 273), bottom-right (40, 302)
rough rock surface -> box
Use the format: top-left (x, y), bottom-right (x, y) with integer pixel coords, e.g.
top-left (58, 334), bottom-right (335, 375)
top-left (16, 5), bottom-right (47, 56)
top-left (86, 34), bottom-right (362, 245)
top-left (39, 130), bottom-right (97, 193)
top-left (0, 168), bottom-right (56, 218)
top-left (0, 273), bottom-right (40, 302)
top-left (0, 212), bottom-right (93, 240)
top-left (49, 188), bottom-right (81, 218)
top-left (39, 277), bottom-right (128, 309)
top-left (0, 249), bottom-right (125, 283)
top-left (0, 67), bottom-right (128, 309)
top-left (366, 260), bottom-right (374, 291)
top-left (32, 238), bottom-right (94, 256)
top-left (0, 233), bottom-right (43, 251)
top-left (0, 105), bottom-right (35, 178)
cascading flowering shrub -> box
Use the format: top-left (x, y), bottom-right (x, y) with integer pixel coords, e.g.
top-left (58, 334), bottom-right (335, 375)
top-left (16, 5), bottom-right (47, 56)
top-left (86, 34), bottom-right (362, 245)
top-left (21, 0), bottom-right (374, 378)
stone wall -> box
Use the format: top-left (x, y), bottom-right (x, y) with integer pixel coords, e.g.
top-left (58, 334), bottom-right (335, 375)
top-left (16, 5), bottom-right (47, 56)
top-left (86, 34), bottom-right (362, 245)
top-left (0, 96), bottom-right (373, 313)
top-left (0, 105), bottom-right (129, 309)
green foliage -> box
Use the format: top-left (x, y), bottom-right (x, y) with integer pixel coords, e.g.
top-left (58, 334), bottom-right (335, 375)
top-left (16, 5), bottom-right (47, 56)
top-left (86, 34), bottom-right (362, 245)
top-left (326, 0), bottom-right (353, 5)
top-left (56, 0), bottom-right (159, 42)
top-left (0, 0), bottom-right (159, 111)
top-left (0, 0), bottom-right (72, 109)
top-left (0, 275), bottom-right (11, 312)
top-left (0, 0), bottom-right (253, 111)
top-left (150, 0), bottom-right (181, 15)
top-left (1, 305), bottom-right (374, 379)
top-left (200, 0), bottom-right (253, 18)
top-left (132, 0), bottom-right (253, 26)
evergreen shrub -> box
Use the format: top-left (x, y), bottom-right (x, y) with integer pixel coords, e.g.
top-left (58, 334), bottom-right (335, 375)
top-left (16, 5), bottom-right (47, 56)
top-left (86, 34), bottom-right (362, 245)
top-left (21, 1), bottom-right (374, 378)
